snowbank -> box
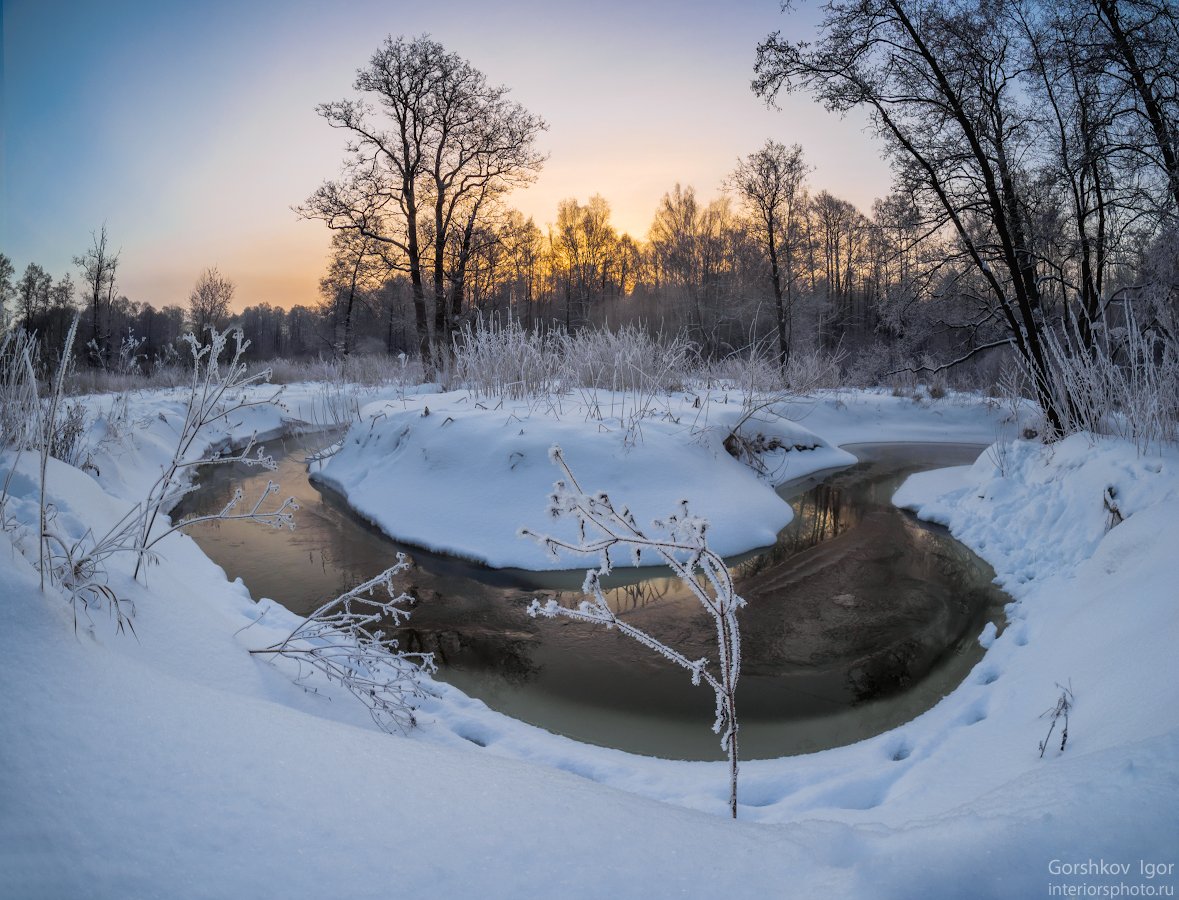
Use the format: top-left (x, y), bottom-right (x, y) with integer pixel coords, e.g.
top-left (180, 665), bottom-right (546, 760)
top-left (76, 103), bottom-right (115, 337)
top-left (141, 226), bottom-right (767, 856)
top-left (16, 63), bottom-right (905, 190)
top-left (2, 383), bottom-right (1176, 898)
top-left (312, 388), bottom-right (1018, 569)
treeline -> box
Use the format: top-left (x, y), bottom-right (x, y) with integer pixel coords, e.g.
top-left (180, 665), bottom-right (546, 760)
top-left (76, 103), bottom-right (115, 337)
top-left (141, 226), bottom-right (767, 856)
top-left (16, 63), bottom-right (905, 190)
top-left (0, 230), bottom-right (188, 372)
top-left (0, 171), bottom-right (956, 376)
top-left (311, 179), bottom-right (938, 370)
top-left (4, 6), bottom-right (1176, 411)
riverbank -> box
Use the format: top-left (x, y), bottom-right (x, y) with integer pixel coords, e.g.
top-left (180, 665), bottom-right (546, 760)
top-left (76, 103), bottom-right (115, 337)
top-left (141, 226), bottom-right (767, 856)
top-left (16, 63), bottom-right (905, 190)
top-left (312, 387), bottom-right (1017, 569)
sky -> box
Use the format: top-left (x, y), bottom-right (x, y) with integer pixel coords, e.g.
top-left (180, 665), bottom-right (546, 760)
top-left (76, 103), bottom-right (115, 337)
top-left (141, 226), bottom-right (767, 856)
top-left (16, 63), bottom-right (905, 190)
top-left (2, 0), bottom-right (892, 312)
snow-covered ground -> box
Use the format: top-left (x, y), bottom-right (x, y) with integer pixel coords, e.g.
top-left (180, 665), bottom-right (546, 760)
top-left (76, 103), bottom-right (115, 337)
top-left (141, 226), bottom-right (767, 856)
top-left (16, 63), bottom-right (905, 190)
top-left (312, 387), bottom-right (1016, 568)
top-left (2, 382), bottom-right (1176, 898)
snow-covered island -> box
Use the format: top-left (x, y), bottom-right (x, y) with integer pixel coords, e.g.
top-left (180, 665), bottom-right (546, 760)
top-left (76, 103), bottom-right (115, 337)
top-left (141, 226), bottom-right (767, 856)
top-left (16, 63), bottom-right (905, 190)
top-left (308, 387), bottom-right (1055, 571)
top-left (3, 377), bottom-right (1176, 898)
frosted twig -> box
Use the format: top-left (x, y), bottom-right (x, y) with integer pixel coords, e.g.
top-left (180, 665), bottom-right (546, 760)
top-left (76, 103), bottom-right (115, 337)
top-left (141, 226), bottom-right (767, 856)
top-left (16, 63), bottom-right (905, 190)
top-left (251, 553), bottom-right (436, 734)
top-left (523, 444), bottom-right (745, 818)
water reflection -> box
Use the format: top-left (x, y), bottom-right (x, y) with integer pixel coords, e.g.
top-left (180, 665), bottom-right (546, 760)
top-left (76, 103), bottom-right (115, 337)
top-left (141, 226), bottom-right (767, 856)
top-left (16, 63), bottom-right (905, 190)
top-left (177, 436), bottom-right (1006, 760)
top-left (551, 576), bottom-right (678, 614)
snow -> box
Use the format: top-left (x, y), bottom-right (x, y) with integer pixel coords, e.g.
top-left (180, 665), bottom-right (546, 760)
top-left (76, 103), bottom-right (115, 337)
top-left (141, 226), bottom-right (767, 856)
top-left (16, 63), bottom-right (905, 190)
top-left (1, 382), bottom-right (1177, 898)
top-left (312, 387), bottom-right (1020, 569)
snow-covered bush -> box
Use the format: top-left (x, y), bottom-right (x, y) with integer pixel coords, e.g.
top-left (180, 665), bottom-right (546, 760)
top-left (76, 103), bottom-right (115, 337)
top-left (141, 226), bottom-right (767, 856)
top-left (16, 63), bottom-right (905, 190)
top-left (130, 327), bottom-right (291, 578)
top-left (560, 324), bottom-right (695, 395)
top-left (0, 329), bottom-right (40, 453)
top-left (7, 320), bottom-right (80, 454)
top-left (266, 352), bottom-right (423, 387)
top-left (452, 320), bottom-right (697, 400)
top-left (697, 340), bottom-right (845, 401)
top-left (1034, 304), bottom-right (1179, 452)
top-left (86, 331), bottom-right (145, 377)
top-left (783, 345), bottom-right (847, 392)
top-left (698, 344), bottom-right (784, 392)
top-left (524, 446), bottom-right (745, 818)
top-left (452, 318), bottom-right (565, 400)
top-left (249, 553), bottom-right (436, 733)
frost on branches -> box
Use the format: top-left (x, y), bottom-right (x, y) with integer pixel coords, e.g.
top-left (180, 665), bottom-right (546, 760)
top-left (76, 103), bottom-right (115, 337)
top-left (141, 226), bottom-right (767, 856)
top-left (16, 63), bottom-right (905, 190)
top-left (523, 444), bottom-right (746, 818)
top-left (131, 326), bottom-right (291, 579)
top-left (250, 553), bottom-right (437, 734)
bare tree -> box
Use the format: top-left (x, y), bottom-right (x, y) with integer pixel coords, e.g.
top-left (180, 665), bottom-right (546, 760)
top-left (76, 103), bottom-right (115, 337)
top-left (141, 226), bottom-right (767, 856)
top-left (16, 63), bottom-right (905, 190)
top-left (188, 268), bottom-right (235, 335)
top-left (496, 211), bottom-right (545, 325)
top-left (755, 1), bottom-right (1073, 430)
top-left (1089, 0), bottom-right (1179, 217)
top-left (649, 184), bottom-right (706, 339)
top-left (319, 231), bottom-right (387, 357)
top-left (300, 35), bottom-right (546, 374)
top-left (731, 141), bottom-right (810, 370)
top-left (73, 226), bottom-right (119, 360)
top-left (0, 253), bottom-right (14, 332)
top-left (551, 195), bottom-right (619, 329)
top-left (424, 49), bottom-right (546, 354)
top-left (16, 263), bottom-right (52, 331)
top-left (646, 186), bottom-right (749, 352)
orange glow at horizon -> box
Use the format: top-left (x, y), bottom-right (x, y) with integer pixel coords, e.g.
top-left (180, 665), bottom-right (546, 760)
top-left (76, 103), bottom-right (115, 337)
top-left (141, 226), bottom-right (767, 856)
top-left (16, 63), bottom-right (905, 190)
top-left (9, 0), bottom-right (892, 316)
top-left (187, 146), bottom-right (890, 316)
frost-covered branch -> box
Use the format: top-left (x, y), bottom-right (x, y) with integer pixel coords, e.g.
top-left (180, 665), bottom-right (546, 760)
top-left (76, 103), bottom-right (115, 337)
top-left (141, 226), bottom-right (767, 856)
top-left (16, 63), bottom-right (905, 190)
top-left (42, 527), bottom-right (137, 637)
top-left (146, 480), bottom-right (298, 550)
top-left (523, 445), bottom-right (745, 818)
top-left (133, 326), bottom-right (282, 578)
top-left (250, 553), bottom-right (437, 734)
top-left (39, 315), bottom-right (80, 588)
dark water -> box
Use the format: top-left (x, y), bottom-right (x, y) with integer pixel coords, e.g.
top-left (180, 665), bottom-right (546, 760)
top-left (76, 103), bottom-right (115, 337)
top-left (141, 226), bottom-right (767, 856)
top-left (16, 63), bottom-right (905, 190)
top-left (176, 435), bottom-right (1006, 760)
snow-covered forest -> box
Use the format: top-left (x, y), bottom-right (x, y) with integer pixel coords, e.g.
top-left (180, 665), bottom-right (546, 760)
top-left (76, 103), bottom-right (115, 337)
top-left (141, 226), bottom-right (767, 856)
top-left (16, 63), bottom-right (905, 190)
top-left (3, 1), bottom-right (1178, 897)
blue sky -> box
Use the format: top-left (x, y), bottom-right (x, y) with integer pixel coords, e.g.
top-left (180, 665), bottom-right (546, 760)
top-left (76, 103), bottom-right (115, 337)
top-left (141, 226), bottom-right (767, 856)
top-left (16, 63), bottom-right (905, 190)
top-left (3, 0), bottom-right (891, 309)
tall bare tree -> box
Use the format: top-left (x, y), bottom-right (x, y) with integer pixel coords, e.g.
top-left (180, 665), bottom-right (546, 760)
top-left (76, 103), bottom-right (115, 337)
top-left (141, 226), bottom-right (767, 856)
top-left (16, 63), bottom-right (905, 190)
top-left (74, 225), bottom-right (119, 360)
top-left (188, 268), bottom-right (235, 335)
top-left (300, 35), bottom-right (546, 373)
top-left (756, 0), bottom-right (1071, 430)
top-left (731, 141), bottom-right (809, 369)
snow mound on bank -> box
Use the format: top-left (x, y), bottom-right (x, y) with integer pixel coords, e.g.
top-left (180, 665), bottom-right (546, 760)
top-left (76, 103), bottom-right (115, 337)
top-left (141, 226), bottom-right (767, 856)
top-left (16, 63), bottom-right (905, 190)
top-left (892, 431), bottom-right (1179, 781)
top-left (895, 433), bottom-right (1175, 581)
top-left (312, 387), bottom-right (1019, 570)
top-left (313, 389), bottom-right (855, 569)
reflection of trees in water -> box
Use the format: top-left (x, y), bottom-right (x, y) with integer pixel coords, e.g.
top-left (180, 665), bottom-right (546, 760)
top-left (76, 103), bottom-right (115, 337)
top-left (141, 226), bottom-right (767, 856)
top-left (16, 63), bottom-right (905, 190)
top-left (546, 577), bottom-right (679, 615)
top-left (737, 483), bottom-right (861, 579)
top-left (845, 639), bottom-right (924, 702)
top-left (733, 478), bottom-right (1006, 694)
top-left (398, 626), bottom-right (541, 685)
top-left (897, 520), bottom-right (1004, 626)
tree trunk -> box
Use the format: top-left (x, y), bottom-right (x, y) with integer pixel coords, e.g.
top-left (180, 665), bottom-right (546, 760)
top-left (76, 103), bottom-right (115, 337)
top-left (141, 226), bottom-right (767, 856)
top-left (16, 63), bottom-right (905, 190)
top-left (766, 219), bottom-right (789, 372)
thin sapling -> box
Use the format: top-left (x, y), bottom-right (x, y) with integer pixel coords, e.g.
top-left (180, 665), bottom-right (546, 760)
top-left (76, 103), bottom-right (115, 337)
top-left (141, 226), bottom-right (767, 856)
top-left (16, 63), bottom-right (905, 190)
top-left (523, 445), bottom-right (745, 818)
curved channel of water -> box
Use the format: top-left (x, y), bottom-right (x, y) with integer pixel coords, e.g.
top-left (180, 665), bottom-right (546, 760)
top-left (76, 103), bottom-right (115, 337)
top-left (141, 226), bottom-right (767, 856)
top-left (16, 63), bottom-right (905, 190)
top-left (176, 435), bottom-right (1007, 760)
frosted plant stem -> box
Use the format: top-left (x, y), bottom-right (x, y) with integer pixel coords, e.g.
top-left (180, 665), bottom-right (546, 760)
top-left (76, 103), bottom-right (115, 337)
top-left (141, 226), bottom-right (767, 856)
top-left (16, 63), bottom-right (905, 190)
top-left (524, 444), bottom-right (745, 818)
